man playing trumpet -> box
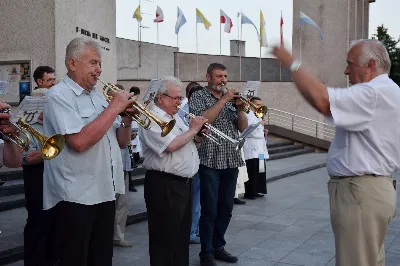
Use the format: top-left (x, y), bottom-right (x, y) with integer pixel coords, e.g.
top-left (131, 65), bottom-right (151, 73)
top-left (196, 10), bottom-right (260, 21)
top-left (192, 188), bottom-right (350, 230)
top-left (43, 37), bottom-right (135, 266)
top-left (190, 63), bottom-right (248, 266)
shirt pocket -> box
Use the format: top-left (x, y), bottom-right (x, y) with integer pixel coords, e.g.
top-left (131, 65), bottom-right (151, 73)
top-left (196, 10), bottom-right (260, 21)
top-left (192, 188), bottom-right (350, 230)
top-left (79, 108), bottom-right (95, 125)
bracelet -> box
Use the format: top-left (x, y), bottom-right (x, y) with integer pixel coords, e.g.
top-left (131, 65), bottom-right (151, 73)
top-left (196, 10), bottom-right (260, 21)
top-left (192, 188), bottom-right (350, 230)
top-left (289, 60), bottom-right (302, 72)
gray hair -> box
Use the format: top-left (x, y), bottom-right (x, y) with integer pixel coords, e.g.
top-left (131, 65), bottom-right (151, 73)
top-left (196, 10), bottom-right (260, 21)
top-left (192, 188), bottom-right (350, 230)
top-left (65, 37), bottom-right (102, 67)
top-left (154, 76), bottom-right (183, 104)
top-left (350, 39), bottom-right (391, 74)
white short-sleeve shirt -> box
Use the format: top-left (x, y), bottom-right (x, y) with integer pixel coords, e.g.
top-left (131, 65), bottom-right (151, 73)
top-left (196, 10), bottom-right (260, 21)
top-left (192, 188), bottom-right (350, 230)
top-left (327, 74), bottom-right (400, 176)
top-left (243, 111), bottom-right (269, 160)
top-left (0, 142), bottom-right (3, 167)
top-left (139, 105), bottom-right (199, 178)
top-left (43, 75), bottom-right (124, 209)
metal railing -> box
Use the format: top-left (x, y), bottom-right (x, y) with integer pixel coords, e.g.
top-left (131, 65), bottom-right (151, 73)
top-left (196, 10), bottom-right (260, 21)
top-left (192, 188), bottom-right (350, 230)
top-left (266, 108), bottom-right (336, 141)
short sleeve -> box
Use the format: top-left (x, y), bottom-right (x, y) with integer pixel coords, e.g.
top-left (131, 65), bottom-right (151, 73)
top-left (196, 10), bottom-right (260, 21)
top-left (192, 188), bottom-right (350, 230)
top-left (139, 120), bottom-right (177, 156)
top-left (44, 94), bottom-right (85, 135)
top-left (189, 91), bottom-right (206, 117)
top-left (328, 84), bottom-right (377, 131)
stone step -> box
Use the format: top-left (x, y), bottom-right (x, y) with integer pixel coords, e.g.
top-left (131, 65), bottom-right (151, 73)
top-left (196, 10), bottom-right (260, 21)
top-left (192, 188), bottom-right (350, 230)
top-left (267, 145), bottom-right (303, 155)
top-left (0, 180), bottom-right (24, 197)
top-left (0, 194), bottom-right (25, 212)
top-left (266, 140), bottom-right (294, 149)
top-left (268, 148), bottom-right (314, 160)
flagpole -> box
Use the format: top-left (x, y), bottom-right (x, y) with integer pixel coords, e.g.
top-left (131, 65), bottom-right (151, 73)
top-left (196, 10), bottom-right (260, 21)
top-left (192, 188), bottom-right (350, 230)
top-left (219, 23), bottom-right (222, 57)
top-left (196, 22), bottom-right (199, 81)
top-left (299, 24), bottom-right (302, 61)
top-left (259, 46), bottom-right (261, 81)
top-left (156, 23), bottom-right (159, 78)
top-left (137, 22), bottom-right (140, 80)
top-left (239, 22), bottom-right (242, 81)
top-left (177, 33), bottom-right (180, 79)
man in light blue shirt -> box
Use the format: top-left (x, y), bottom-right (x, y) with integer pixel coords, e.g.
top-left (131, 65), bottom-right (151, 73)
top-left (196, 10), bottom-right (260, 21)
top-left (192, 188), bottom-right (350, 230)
top-left (43, 37), bottom-right (136, 266)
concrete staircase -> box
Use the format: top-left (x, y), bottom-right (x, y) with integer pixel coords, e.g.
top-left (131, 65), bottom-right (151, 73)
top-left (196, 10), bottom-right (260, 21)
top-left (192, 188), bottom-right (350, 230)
top-left (0, 138), bottom-right (327, 265)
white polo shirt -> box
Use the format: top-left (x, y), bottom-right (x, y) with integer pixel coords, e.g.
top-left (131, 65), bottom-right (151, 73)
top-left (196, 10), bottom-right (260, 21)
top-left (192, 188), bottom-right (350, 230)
top-left (327, 74), bottom-right (400, 176)
top-left (139, 105), bottom-right (199, 178)
top-left (43, 75), bottom-right (124, 209)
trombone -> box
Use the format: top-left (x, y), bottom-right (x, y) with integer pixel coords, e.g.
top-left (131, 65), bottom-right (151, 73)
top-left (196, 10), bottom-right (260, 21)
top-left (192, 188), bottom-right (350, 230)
top-left (97, 79), bottom-right (176, 137)
top-left (0, 109), bottom-right (65, 160)
top-left (178, 106), bottom-right (245, 151)
top-left (221, 84), bottom-right (268, 119)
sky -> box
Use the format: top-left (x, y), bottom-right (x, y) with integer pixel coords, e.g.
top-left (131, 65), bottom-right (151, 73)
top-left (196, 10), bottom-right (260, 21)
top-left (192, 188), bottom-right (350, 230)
top-left (116, 0), bottom-right (398, 58)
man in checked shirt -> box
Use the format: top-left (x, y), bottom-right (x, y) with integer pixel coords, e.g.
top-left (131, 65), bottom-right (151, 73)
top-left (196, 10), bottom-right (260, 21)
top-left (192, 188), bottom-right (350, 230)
top-left (190, 63), bottom-right (248, 266)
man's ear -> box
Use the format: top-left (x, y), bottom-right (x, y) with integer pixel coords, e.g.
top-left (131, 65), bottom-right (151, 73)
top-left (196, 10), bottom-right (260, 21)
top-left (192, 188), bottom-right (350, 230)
top-left (37, 79), bottom-right (43, 87)
top-left (68, 58), bottom-right (77, 71)
top-left (206, 73), bottom-right (211, 83)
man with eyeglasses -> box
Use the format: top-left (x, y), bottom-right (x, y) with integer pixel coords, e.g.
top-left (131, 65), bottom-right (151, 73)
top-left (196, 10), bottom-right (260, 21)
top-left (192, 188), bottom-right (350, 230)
top-left (139, 76), bottom-right (207, 266)
top-left (33, 66), bottom-right (56, 90)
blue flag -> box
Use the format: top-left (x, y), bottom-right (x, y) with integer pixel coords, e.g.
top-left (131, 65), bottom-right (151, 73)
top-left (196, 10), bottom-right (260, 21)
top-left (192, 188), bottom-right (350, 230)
top-left (175, 7), bottom-right (186, 34)
top-left (300, 11), bottom-right (324, 40)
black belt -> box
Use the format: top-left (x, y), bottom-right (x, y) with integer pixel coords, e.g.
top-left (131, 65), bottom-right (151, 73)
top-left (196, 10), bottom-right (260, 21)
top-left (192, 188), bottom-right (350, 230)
top-left (330, 174), bottom-right (388, 179)
top-left (147, 170), bottom-right (192, 184)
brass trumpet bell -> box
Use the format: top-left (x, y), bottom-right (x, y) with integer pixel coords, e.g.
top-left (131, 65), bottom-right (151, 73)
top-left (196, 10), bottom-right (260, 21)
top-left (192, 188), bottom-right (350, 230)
top-left (98, 79), bottom-right (175, 137)
top-left (18, 119), bottom-right (65, 160)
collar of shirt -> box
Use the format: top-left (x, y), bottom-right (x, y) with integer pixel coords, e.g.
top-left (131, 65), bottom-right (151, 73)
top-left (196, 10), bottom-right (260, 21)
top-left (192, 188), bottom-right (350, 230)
top-left (63, 74), bottom-right (94, 96)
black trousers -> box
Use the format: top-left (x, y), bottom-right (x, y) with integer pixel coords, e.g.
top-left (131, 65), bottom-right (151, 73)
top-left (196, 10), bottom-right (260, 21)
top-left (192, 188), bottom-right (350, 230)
top-left (144, 170), bottom-right (193, 266)
top-left (54, 200), bottom-right (115, 266)
top-left (244, 158), bottom-right (267, 196)
top-left (22, 163), bottom-right (56, 266)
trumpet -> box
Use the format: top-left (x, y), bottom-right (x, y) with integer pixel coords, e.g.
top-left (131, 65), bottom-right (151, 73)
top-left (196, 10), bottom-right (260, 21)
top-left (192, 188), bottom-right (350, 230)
top-left (97, 79), bottom-right (176, 137)
top-left (0, 110), bottom-right (65, 160)
top-left (178, 106), bottom-right (245, 151)
top-left (221, 84), bottom-right (268, 118)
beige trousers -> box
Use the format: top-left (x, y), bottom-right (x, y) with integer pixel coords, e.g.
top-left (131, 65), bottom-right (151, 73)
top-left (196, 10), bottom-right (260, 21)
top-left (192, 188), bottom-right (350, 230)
top-left (113, 172), bottom-right (129, 241)
top-left (328, 175), bottom-right (396, 266)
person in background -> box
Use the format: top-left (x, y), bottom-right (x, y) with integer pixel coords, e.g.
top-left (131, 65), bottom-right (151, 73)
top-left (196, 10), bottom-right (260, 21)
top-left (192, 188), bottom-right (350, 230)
top-left (243, 97), bottom-right (268, 199)
top-left (33, 66), bottom-right (56, 90)
top-left (113, 84), bottom-right (133, 248)
top-left (129, 86), bottom-right (141, 192)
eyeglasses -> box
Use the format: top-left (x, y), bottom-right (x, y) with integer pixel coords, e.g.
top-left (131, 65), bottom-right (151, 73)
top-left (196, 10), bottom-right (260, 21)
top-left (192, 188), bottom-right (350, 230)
top-left (162, 94), bottom-right (184, 101)
top-left (43, 78), bottom-right (56, 82)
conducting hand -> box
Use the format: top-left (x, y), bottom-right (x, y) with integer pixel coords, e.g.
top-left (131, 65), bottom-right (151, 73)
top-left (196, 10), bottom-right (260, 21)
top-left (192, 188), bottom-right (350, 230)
top-left (272, 46), bottom-right (295, 68)
top-left (189, 116), bottom-right (208, 133)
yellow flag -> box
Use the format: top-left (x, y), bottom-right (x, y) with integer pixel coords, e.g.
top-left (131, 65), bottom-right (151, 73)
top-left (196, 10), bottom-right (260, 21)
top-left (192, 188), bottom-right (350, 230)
top-left (196, 8), bottom-right (212, 30)
top-left (134, 5), bottom-right (142, 22)
top-left (260, 10), bottom-right (268, 47)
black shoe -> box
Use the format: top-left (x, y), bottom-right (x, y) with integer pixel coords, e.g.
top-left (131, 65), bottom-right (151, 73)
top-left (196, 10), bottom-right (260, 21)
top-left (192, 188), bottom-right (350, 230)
top-left (243, 194), bottom-right (256, 200)
top-left (200, 256), bottom-right (217, 266)
top-left (129, 186), bottom-right (137, 192)
top-left (234, 198), bottom-right (246, 205)
top-left (256, 193), bottom-right (265, 197)
top-left (0, 180), bottom-right (4, 187)
top-left (214, 247), bottom-right (238, 263)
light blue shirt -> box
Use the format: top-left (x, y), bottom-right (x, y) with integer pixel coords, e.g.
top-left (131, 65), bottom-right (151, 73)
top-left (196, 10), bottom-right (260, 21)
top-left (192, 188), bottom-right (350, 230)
top-left (43, 74), bottom-right (124, 209)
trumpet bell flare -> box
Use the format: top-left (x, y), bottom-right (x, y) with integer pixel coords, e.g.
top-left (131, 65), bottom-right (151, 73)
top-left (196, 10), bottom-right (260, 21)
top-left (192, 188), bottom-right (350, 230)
top-left (42, 134), bottom-right (66, 160)
top-left (161, 119), bottom-right (176, 137)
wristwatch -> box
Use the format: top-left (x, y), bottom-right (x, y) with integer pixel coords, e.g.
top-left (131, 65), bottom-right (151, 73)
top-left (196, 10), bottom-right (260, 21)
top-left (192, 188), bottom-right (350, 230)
top-left (289, 60), bottom-right (302, 72)
top-left (120, 120), bottom-right (132, 128)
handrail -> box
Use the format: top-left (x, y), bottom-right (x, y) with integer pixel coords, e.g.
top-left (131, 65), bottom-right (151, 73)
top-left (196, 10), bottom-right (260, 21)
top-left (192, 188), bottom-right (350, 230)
top-left (266, 108), bottom-right (336, 141)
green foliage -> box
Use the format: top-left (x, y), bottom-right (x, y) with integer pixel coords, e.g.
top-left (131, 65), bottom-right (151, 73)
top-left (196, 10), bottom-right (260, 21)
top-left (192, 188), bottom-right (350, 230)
top-left (373, 25), bottom-right (400, 85)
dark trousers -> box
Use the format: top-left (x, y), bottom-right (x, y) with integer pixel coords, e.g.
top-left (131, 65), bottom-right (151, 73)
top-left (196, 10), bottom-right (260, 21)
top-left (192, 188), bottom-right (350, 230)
top-left (198, 165), bottom-right (238, 257)
top-left (54, 200), bottom-right (115, 266)
top-left (244, 158), bottom-right (267, 196)
top-left (144, 170), bottom-right (192, 266)
top-left (22, 163), bottom-right (55, 266)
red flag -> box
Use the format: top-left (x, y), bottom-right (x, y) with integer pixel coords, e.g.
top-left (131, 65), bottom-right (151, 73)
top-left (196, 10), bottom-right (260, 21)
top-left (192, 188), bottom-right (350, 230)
top-left (220, 9), bottom-right (233, 33)
top-left (280, 11), bottom-right (284, 47)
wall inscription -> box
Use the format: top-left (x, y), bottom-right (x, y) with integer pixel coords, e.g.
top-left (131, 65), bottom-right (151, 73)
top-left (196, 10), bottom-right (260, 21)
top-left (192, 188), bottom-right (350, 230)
top-left (76, 27), bottom-right (110, 51)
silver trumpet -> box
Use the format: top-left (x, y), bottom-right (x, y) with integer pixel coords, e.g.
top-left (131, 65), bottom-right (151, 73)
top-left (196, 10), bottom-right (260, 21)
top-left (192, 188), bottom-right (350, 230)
top-left (178, 106), bottom-right (245, 150)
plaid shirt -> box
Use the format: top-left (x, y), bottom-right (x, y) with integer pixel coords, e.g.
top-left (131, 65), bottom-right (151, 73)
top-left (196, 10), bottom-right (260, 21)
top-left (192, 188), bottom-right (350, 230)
top-left (189, 87), bottom-right (244, 169)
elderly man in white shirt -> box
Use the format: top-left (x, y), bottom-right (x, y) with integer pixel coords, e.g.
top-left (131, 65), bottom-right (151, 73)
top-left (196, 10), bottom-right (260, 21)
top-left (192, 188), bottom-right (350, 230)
top-left (273, 39), bottom-right (400, 266)
top-left (43, 37), bottom-right (135, 266)
top-left (0, 101), bottom-right (23, 169)
top-left (243, 96), bottom-right (269, 199)
top-left (140, 76), bottom-right (207, 266)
